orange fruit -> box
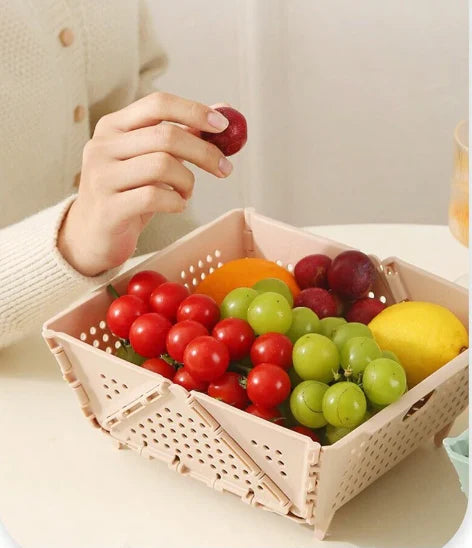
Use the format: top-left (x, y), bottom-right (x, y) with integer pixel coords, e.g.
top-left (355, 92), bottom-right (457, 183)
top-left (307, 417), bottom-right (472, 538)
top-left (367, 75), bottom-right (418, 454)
top-left (195, 258), bottom-right (300, 305)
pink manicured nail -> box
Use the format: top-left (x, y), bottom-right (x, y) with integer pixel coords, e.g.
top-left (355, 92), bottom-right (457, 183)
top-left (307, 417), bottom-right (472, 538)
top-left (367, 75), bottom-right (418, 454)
top-left (219, 157), bottom-right (233, 176)
top-left (208, 110), bottom-right (229, 130)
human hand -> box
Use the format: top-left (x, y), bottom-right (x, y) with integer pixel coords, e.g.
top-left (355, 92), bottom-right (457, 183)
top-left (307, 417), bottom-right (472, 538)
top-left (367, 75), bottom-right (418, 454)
top-left (58, 92), bottom-right (232, 277)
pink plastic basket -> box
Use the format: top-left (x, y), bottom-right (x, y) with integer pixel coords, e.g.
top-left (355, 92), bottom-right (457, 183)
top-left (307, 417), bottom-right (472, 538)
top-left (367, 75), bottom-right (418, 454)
top-left (42, 209), bottom-right (468, 539)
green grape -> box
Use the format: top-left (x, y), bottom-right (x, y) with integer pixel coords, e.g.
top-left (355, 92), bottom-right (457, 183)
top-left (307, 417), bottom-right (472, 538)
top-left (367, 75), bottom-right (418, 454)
top-left (247, 292), bottom-right (293, 335)
top-left (325, 424), bottom-right (354, 445)
top-left (322, 382), bottom-right (367, 428)
top-left (319, 317), bottom-right (347, 338)
top-left (290, 380), bottom-right (329, 428)
top-left (288, 367), bottom-right (304, 387)
top-left (286, 307), bottom-right (321, 343)
top-left (340, 336), bottom-right (382, 376)
top-left (331, 322), bottom-right (373, 352)
top-left (325, 409), bottom-right (373, 444)
top-left (362, 358), bottom-right (407, 406)
top-left (221, 287), bottom-right (258, 320)
top-left (253, 277), bottom-right (294, 307)
top-left (293, 333), bottom-right (340, 383)
top-left (382, 349), bottom-right (401, 364)
top-left (115, 344), bottom-right (146, 366)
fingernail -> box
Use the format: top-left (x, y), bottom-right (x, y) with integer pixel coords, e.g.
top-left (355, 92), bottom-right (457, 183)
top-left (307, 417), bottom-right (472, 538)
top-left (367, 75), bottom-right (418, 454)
top-left (219, 157), bottom-right (233, 176)
top-left (208, 110), bottom-right (229, 130)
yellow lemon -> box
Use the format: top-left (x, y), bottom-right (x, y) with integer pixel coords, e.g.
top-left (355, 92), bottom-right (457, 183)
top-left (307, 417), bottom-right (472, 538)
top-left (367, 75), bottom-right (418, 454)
top-left (369, 301), bottom-right (468, 387)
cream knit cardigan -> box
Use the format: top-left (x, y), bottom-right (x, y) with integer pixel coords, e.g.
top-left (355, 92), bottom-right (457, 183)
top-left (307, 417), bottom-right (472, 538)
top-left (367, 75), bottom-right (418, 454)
top-left (0, 1), bottom-right (197, 349)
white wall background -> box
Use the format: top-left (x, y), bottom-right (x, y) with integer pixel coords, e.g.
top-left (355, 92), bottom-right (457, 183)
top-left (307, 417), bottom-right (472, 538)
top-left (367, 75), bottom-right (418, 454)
top-left (149, 0), bottom-right (468, 227)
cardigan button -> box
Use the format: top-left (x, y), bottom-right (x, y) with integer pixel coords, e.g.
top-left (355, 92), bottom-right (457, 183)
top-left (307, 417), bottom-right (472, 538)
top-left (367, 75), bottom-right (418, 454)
top-left (73, 172), bottom-right (81, 188)
top-left (74, 105), bottom-right (86, 123)
top-left (59, 28), bottom-right (74, 47)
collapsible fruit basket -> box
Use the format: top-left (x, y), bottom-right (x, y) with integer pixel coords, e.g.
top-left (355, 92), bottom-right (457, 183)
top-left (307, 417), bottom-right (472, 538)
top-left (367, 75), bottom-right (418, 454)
top-left (42, 209), bottom-right (468, 539)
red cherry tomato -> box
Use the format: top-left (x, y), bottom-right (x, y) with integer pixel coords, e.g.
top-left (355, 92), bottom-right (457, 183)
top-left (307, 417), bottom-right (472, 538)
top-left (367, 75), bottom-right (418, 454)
top-left (166, 320), bottom-right (209, 363)
top-left (127, 270), bottom-right (167, 303)
top-left (177, 294), bottom-right (220, 330)
top-left (149, 282), bottom-right (190, 322)
top-left (250, 333), bottom-right (293, 370)
top-left (291, 425), bottom-right (321, 443)
top-left (173, 368), bottom-right (208, 392)
top-left (246, 404), bottom-right (285, 426)
top-left (142, 358), bottom-right (175, 380)
top-left (183, 335), bottom-right (230, 382)
top-left (106, 295), bottom-right (148, 339)
top-left (247, 363), bottom-right (291, 408)
top-left (212, 318), bottom-right (255, 361)
top-left (208, 372), bottom-right (249, 409)
top-left (129, 313), bottom-right (172, 358)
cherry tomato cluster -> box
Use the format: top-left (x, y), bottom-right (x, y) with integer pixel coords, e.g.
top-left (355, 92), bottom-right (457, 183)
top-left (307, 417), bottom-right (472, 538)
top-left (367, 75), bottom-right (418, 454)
top-left (106, 269), bottom-right (321, 443)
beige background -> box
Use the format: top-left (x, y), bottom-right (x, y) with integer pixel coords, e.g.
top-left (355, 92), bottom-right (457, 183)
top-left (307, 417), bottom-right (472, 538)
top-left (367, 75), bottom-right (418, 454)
top-left (150, 0), bottom-right (467, 227)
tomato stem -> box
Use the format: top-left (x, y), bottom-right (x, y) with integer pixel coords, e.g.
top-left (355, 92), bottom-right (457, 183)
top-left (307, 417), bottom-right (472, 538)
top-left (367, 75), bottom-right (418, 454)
top-left (107, 284), bottom-right (121, 301)
top-left (229, 362), bottom-right (251, 376)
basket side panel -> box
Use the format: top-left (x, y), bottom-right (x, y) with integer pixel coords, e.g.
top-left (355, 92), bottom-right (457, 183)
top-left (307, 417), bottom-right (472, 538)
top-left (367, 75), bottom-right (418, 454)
top-left (43, 209), bottom-right (246, 337)
top-left (313, 353), bottom-right (468, 535)
top-left (107, 383), bottom-right (290, 514)
top-left (56, 336), bottom-right (164, 424)
top-left (194, 392), bottom-right (319, 517)
top-left (383, 257), bottom-right (468, 327)
top-left (248, 212), bottom-right (352, 265)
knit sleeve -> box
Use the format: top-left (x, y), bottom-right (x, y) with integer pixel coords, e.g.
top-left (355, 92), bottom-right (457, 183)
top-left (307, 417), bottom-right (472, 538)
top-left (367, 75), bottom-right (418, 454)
top-left (0, 197), bottom-right (118, 349)
top-left (136, 0), bottom-right (169, 98)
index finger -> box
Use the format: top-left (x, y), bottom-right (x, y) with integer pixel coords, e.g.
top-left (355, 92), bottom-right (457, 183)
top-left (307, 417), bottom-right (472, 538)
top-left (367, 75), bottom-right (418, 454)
top-left (94, 92), bottom-right (230, 136)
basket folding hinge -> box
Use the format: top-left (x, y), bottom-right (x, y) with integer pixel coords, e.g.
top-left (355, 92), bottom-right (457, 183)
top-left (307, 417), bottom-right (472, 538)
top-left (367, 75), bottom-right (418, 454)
top-left (243, 208), bottom-right (255, 257)
top-left (50, 345), bottom-right (99, 428)
top-left (381, 260), bottom-right (410, 302)
top-left (102, 380), bottom-right (172, 431)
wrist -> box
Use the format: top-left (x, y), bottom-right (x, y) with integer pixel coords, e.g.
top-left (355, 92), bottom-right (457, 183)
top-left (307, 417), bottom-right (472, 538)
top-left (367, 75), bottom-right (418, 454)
top-left (57, 200), bottom-right (107, 277)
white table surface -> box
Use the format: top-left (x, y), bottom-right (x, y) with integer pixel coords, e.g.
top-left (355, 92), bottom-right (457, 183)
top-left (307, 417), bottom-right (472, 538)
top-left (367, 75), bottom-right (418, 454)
top-left (0, 224), bottom-right (468, 548)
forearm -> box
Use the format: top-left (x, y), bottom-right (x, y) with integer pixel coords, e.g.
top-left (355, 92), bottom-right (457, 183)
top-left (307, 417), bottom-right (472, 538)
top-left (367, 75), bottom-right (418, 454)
top-left (0, 197), bottom-right (117, 349)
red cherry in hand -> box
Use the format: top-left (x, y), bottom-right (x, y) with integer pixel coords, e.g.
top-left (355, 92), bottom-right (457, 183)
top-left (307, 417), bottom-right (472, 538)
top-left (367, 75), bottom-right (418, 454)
top-left (201, 107), bottom-right (247, 156)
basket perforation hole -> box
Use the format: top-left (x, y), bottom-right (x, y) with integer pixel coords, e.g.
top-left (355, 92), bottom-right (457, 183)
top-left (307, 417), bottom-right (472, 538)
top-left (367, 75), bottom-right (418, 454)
top-left (199, 423), bottom-right (206, 429)
top-left (189, 265), bottom-right (195, 274)
top-left (114, 389), bottom-right (119, 395)
top-left (263, 445), bottom-right (269, 451)
top-left (214, 249), bottom-right (221, 258)
top-left (228, 454), bottom-right (234, 459)
top-left (233, 474), bottom-right (239, 480)
top-left (265, 455), bottom-right (272, 461)
top-left (216, 448), bottom-right (223, 454)
top-left (99, 320), bottom-right (106, 329)
top-left (210, 464), bottom-right (216, 470)
top-left (176, 448), bottom-right (181, 454)
top-left (242, 469), bottom-right (249, 475)
top-left (158, 423), bottom-right (165, 429)
top-left (178, 422), bottom-right (185, 428)
top-left (182, 433), bottom-right (188, 439)
top-left (231, 464), bottom-right (237, 470)
top-left (187, 454), bottom-right (193, 459)
top-left (275, 449), bottom-right (282, 456)
top-left (280, 471), bottom-right (287, 477)
top-left (93, 340), bottom-right (100, 347)
top-left (89, 327), bottom-right (96, 335)
top-left (106, 347), bottom-right (112, 353)
top-left (379, 295), bottom-right (387, 303)
top-left (103, 384), bottom-right (109, 389)
top-left (106, 394), bottom-right (112, 399)
top-left (214, 438), bottom-right (219, 444)
top-left (152, 438), bottom-right (158, 444)
top-left (162, 433), bottom-right (168, 439)
top-left (198, 458), bottom-right (205, 464)
top-left (251, 440), bottom-right (257, 446)
top-left (184, 283), bottom-right (190, 289)
top-left (204, 443), bottom-right (210, 449)
top-left (150, 428), bottom-right (156, 434)
top-left (196, 448), bottom-right (202, 454)
top-left (276, 259), bottom-right (283, 266)
top-left (277, 460), bottom-right (284, 466)
top-left (184, 443), bottom-right (190, 449)
top-left (257, 485), bottom-right (263, 491)
top-left (245, 479), bottom-right (251, 485)
top-left (102, 334), bottom-right (109, 342)
top-left (208, 454), bottom-right (214, 460)
top-left (202, 433), bottom-right (208, 439)
top-left (218, 459), bottom-right (225, 464)
top-left (206, 254), bottom-right (213, 263)
top-left (287, 263), bottom-right (294, 272)
top-left (138, 423), bottom-right (144, 428)
top-left (221, 469), bottom-right (227, 475)
top-left (190, 428), bottom-right (197, 434)
top-left (142, 433), bottom-right (147, 439)
top-left (80, 333), bottom-right (87, 341)
top-left (192, 278), bottom-right (198, 286)
top-left (198, 259), bottom-right (204, 268)
top-left (217, 262), bottom-right (223, 268)
top-left (122, 384), bottom-right (128, 390)
top-left (172, 438), bottom-right (178, 444)
top-left (169, 428), bottom-right (176, 434)
top-left (131, 428), bottom-right (136, 434)
top-left (180, 271), bottom-right (186, 280)
top-left (209, 267), bottom-right (215, 274)
top-left (164, 443), bottom-right (170, 449)
top-left (193, 438), bottom-right (199, 444)
top-left (167, 418), bottom-right (173, 423)
top-left (114, 341), bottom-right (121, 349)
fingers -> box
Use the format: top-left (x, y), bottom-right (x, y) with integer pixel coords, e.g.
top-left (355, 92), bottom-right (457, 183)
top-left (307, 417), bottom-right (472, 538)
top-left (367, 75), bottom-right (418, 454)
top-left (112, 152), bottom-right (195, 198)
top-left (118, 185), bottom-right (187, 218)
top-left (94, 92), bottom-right (229, 136)
top-left (105, 123), bottom-right (233, 177)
